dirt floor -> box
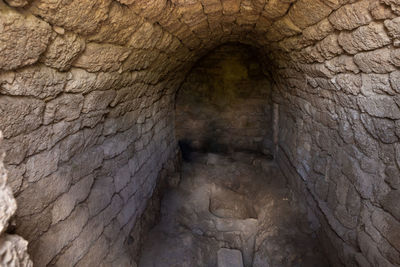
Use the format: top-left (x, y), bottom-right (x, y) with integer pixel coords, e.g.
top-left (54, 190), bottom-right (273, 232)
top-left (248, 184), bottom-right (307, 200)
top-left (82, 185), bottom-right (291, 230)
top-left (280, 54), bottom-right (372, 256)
top-left (138, 152), bottom-right (330, 267)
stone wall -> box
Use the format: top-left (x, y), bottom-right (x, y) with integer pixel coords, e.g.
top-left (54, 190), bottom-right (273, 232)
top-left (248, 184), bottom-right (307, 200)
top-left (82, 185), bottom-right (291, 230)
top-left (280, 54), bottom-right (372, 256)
top-left (0, 1), bottom-right (186, 265)
top-left (176, 44), bottom-right (273, 155)
top-left (268, 1), bottom-right (400, 265)
top-left (0, 0), bottom-right (399, 266)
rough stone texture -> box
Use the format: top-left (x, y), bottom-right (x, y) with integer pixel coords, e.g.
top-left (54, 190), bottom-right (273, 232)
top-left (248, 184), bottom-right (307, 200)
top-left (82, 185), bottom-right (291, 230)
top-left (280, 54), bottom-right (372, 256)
top-left (0, 132), bottom-right (32, 266)
top-left (176, 44), bottom-right (273, 155)
top-left (0, 0), bottom-right (399, 266)
top-left (0, 2), bottom-right (52, 71)
top-left (218, 248), bottom-right (244, 267)
top-left (139, 153), bottom-right (328, 267)
top-left (41, 32), bottom-right (86, 71)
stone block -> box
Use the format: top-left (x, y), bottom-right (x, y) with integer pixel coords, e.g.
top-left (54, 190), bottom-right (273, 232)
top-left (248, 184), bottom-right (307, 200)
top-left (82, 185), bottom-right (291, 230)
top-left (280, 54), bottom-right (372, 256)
top-left (358, 95), bottom-right (400, 120)
top-left (217, 248), bottom-right (244, 267)
top-left (222, 0), bottom-right (241, 15)
top-left (289, 0), bottom-right (333, 29)
top-left (82, 90), bottom-right (116, 113)
top-left (303, 18), bottom-right (334, 42)
top-left (87, 176), bottom-right (114, 216)
top-left (72, 43), bottom-right (131, 72)
top-left (361, 73), bottom-right (394, 96)
top-left (354, 48), bottom-right (397, 73)
top-left (114, 164), bottom-right (131, 192)
top-left (334, 73), bottom-right (361, 95)
top-left (329, 1), bottom-right (372, 30)
top-left (0, 66), bottom-right (68, 99)
top-left (51, 174), bottom-right (94, 224)
top-left (43, 94), bottom-right (84, 125)
top-left (32, 205), bottom-right (89, 267)
top-left (389, 71), bottom-right (400, 93)
top-left (29, 0), bottom-right (111, 35)
top-left (88, 3), bottom-right (143, 45)
top-left (372, 208), bottom-right (400, 251)
top-left (380, 190), bottom-right (400, 221)
top-left (0, 96), bottom-right (45, 139)
top-left (42, 32), bottom-right (85, 71)
top-left (0, 2), bottom-right (52, 70)
top-left (25, 146), bottom-right (60, 183)
top-left (338, 22), bottom-right (391, 54)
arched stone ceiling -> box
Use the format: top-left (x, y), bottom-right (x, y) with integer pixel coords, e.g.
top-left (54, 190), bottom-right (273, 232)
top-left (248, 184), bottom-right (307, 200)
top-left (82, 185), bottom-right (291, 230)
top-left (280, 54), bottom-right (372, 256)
top-left (1, 0), bottom-right (400, 266)
top-left (3, 0), bottom-right (398, 81)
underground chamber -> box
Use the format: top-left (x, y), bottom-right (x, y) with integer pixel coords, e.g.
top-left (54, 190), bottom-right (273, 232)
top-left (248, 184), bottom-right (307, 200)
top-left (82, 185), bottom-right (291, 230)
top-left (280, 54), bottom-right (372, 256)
top-left (0, 0), bottom-right (400, 266)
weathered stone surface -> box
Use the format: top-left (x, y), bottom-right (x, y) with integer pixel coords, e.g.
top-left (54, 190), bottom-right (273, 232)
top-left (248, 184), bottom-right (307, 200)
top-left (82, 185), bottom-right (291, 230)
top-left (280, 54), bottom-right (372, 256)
top-left (64, 68), bottom-right (98, 94)
top-left (334, 73), bottom-right (361, 95)
top-left (42, 32), bottom-right (85, 71)
top-left (384, 17), bottom-right (400, 41)
top-left (0, 235), bottom-right (32, 267)
top-left (0, 2), bottom-right (52, 70)
top-left (43, 94), bottom-right (84, 125)
top-left (127, 22), bottom-right (163, 49)
top-left (176, 44), bottom-right (273, 154)
top-left (29, 0), bottom-right (111, 35)
top-left (353, 48), bottom-right (397, 73)
top-left (87, 176), bottom-right (114, 216)
top-left (358, 95), bottom-right (400, 119)
top-left (302, 18), bottom-right (334, 42)
top-left (218, 248), bottom-right (244, 267)
top-left (32, 205), bottom-right (89, 266)
top-left (390, 71), bottom-right (400, 93)
top-left (361, 73), bottom-right (394, 96)
top-left (325, 55), bottom-right (359, 74)
top-left (72, 43), bottom-right (131, 72)
top-left (25, 146), bottom-right (60, 183)
top-left (0, 96), bottom-right (45, 139)
top-left (382, 0), bottom-right (400, 15)
top-left (316, 34), bottom-right (343, 59)
top-left (372, 208), bottom-right (400, 251)
top-left (380, 190), bottom-right (400, 221)
top-left (329, 1), bottom-right (372, 30)
top-left (262, 0), bottom-right (291, 19)
top-left (52, 174), bottom-right (94, 224)
top-left (221, 0), bottom-right (241, 15)
top-left (0, 66), bottom-right (68, 99)
top-left (391, 48), bottom-right (400, 66)
top-left (289, 0), bottom-right (333, 29)
top-left (88, 3), bottom-right (143, 45)
top-left (4, 0), bottom-right (30, 7)
top-left (82, 90), bottom-right (116, 113)
top-left (0, 151), bottom-right (16, 235)
top-left (338, 22), bottom-right (391, 54)
top-left (370, 1), bottom-right (396, 19)
top-left (0, 133), bottom-right (33, 266)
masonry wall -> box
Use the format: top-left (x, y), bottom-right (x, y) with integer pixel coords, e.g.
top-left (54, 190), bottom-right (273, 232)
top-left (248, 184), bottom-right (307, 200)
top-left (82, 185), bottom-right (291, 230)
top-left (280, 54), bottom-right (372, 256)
top-left (0, 1), bottom-right (188, 265)
top-left (269, 2), bottom-right (400, 265)
top-left (176, 44), bottom-right (273, 155)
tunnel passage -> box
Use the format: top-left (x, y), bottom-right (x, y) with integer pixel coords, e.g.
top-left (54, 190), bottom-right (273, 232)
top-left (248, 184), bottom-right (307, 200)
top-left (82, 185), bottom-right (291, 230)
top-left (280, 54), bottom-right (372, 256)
top-left (176, 43), bottom-right (274, 156)
top-left (0, 0), bottom-right (400, 266)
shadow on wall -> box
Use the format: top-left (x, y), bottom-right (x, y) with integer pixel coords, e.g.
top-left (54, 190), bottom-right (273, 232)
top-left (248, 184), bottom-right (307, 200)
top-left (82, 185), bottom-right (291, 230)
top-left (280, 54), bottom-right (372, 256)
top-left (178, 121), bottom-right (226, 162)
top-left (175, 43), bottom-right (274, 159)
